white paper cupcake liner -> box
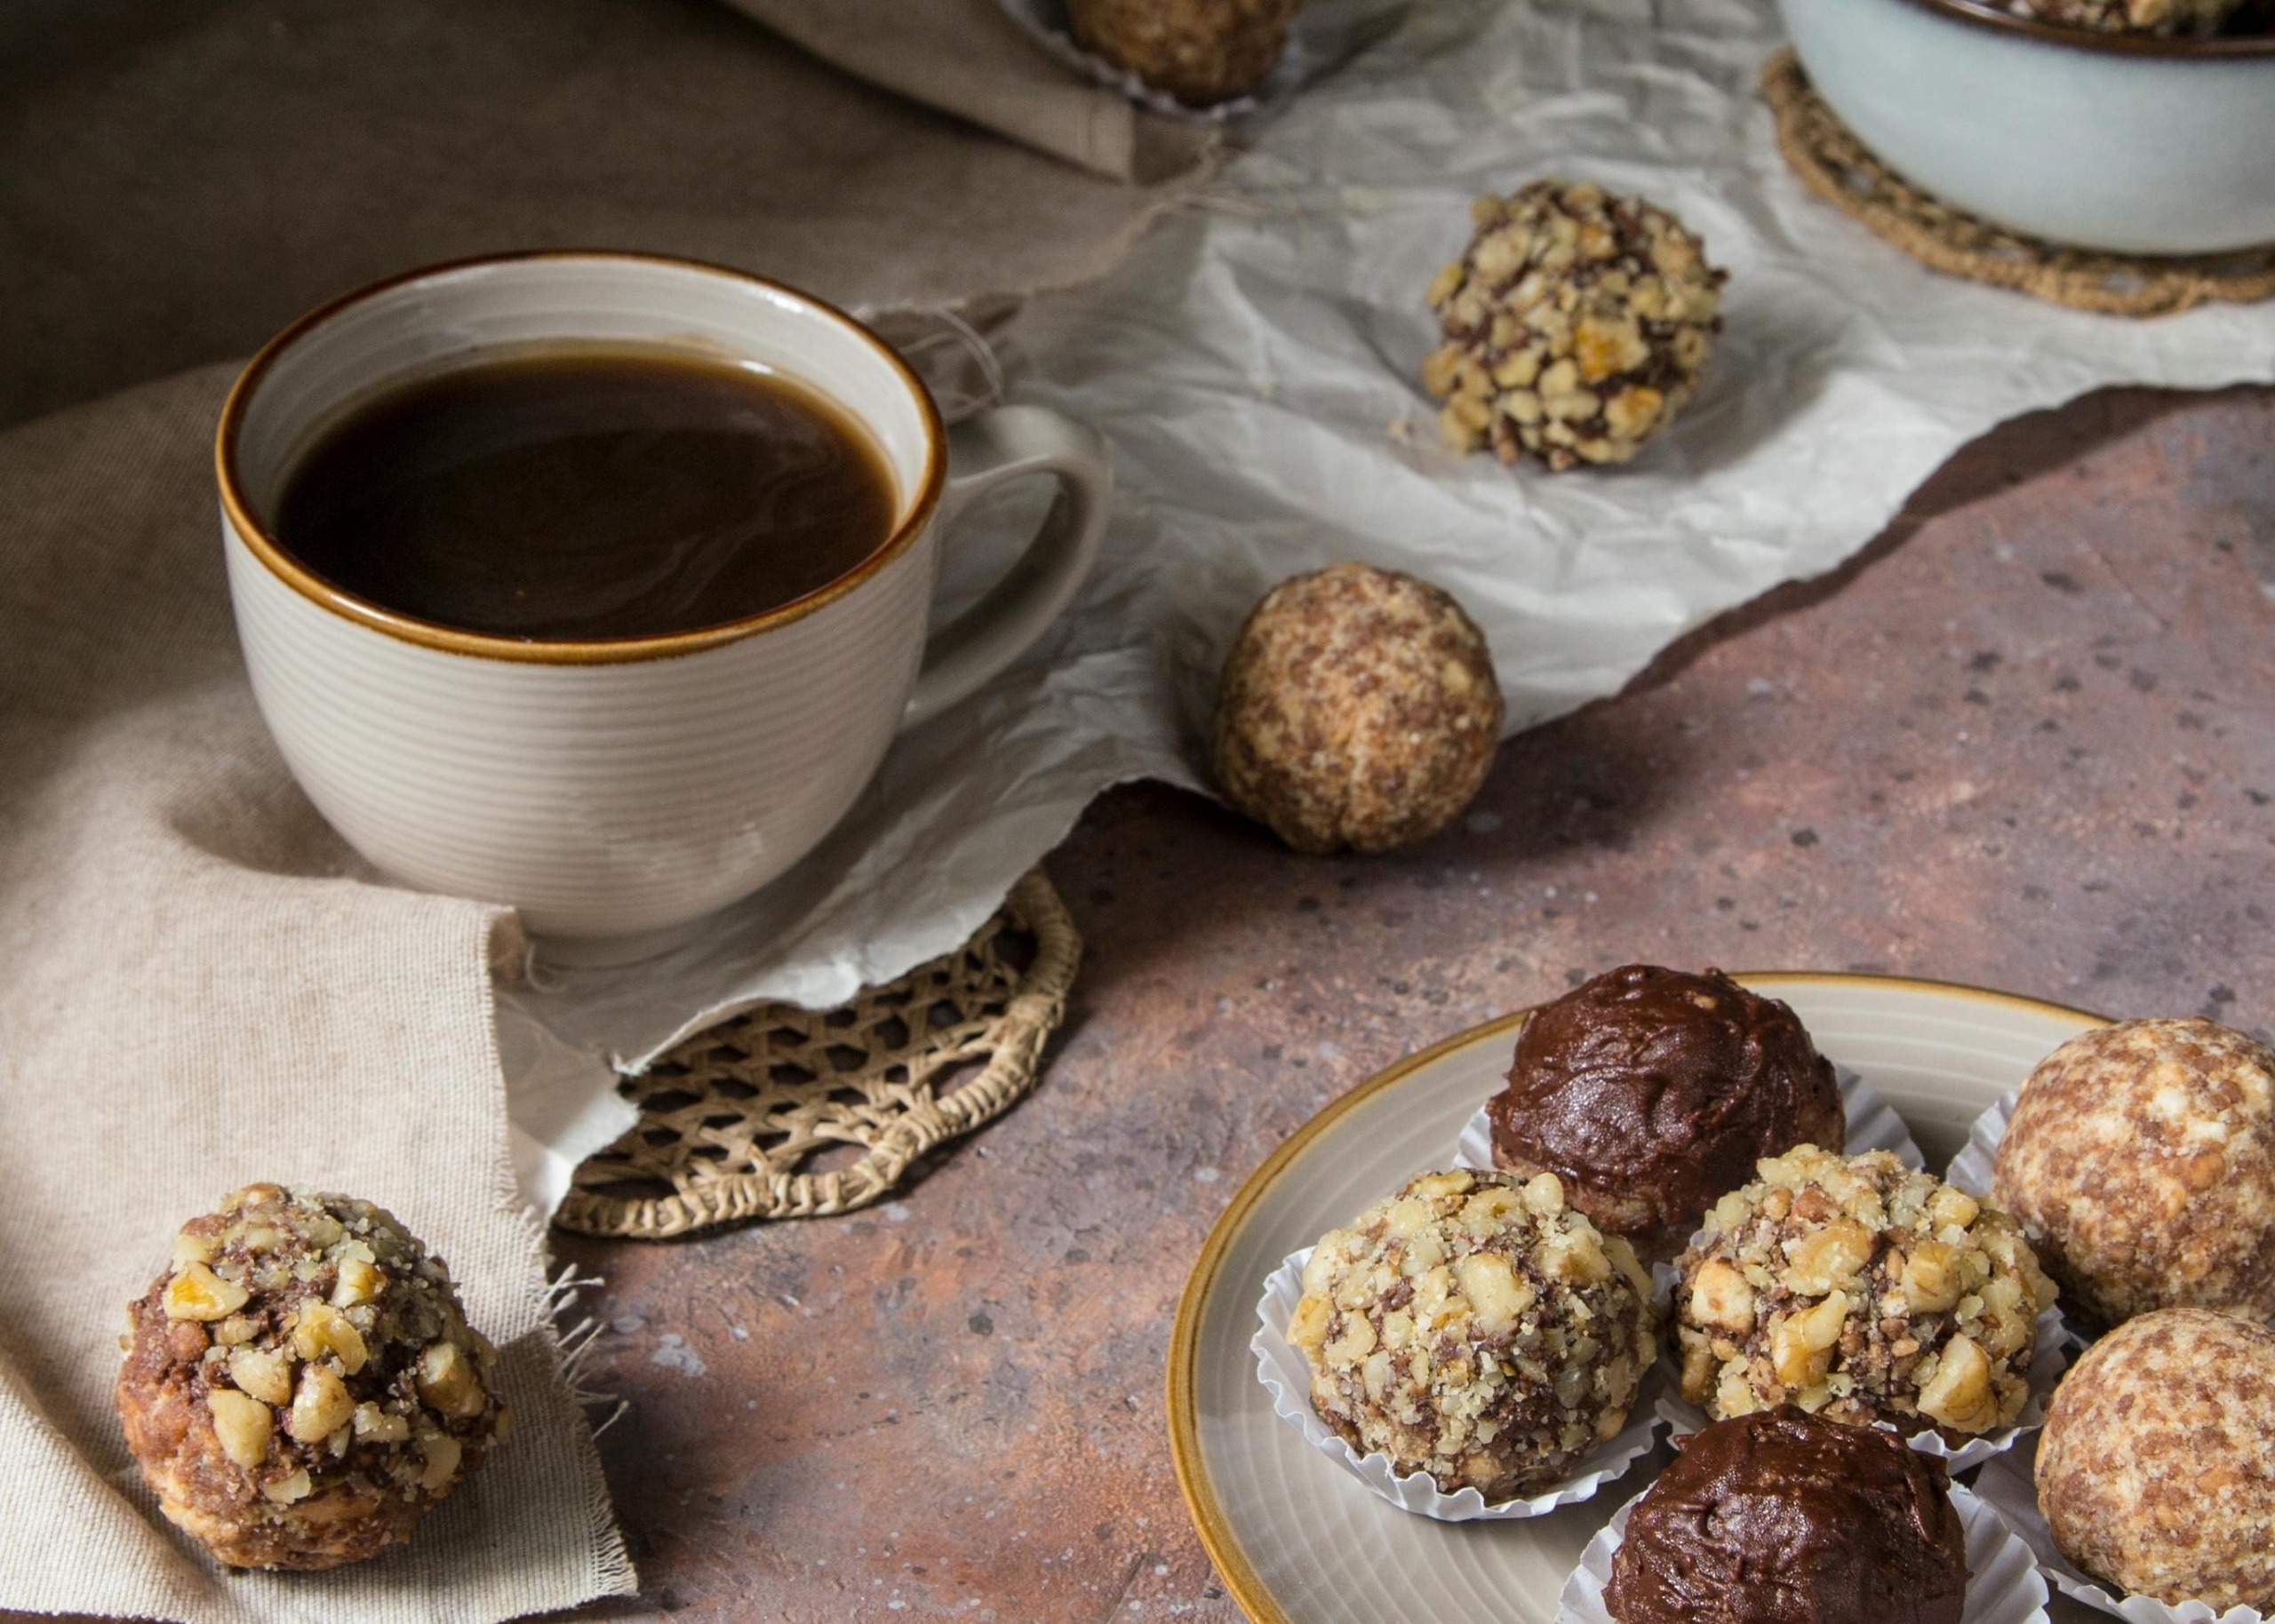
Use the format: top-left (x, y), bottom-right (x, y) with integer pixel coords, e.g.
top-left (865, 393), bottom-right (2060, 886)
top-left (1251, 1245), bottom-right (1664, 1520)
top-left (1652, 1302), bottom-right (2069, 1472)
top-left (1976, 1442), bottom-right (2271, 1624)
top-left (1946, 1087), bottom-right (2017, 1201)
top-left (1555, 1478), bottom-right (2049, 1624)
top-left (1454, 1064), bottom-right (1925, 1175)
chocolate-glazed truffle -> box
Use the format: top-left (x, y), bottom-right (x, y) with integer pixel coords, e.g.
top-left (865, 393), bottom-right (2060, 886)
top-left (116, 1184), bottom-right (509, 1570)
top-left (1992, 1017), bottom-right (2275, 1332)
top-left (1213, 563), bottom-right (1503, 856)
top-left (1604, 1406), bottom-right (1969, 1624)
top-left (2038, 1308), bottom-right (2275, 1612)
top-left (1488, 965), bottom-right (1843, 1257)
top-left (1675, 1147), bottom-right (2056, 1436)
top-left (1288, 1168), bottom-right (1656, 1501)
top-left (1423, 181), bottom-right (1726, 471)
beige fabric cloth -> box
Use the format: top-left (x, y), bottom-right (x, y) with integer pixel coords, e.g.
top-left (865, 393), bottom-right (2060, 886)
top-left (726, 0), bottom-right (1216, 180)
top-left (0, 364), bottom-right (635, 1617)
top-left (0, 0), bottom-right (1209, 431)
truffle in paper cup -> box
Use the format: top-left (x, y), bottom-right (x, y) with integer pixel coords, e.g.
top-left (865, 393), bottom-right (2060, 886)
top-left (994, 0), bottom-right (1303, 122)
top-left (1556, 1477), bottom-right (2050, 1624)
top-left (1976, 1444), bottom-right (2268, 1624)
top-left (1252, 1246), bottom-right (1662, 1521)
top-left (1455, 1064), bottom-right (1927, 1175)
top-left (1651, 1301), bottom-right (2068, 1472)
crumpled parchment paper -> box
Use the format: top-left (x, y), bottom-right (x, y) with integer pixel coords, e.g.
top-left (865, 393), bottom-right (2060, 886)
top-left (507, 0), bottom-right (2275, 1214)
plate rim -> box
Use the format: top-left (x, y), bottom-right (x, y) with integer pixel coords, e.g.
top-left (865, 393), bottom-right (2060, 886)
top-left (1166, 969), bottom-right (2112, 1624)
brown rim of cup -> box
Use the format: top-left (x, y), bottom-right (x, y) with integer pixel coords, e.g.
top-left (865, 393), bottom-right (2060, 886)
top-left (214, 250), bottom-right (950, 667)
top-left (1888, 0), bottom-right (2275, 59)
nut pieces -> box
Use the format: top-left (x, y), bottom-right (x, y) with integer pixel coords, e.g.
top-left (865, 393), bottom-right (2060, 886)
top-left (1424, 180), bottom-right (1726, 471)
top-left (1291, 1167), bottom-right (1657, 1501)
top-left (1213, 563), bottom-right (1503, 855)
top-left (1673, 1146), bottom-right (2056, 1437)
top-left (2016, 0), bottom-right (2244, 34)
top-left (1066, 0), bottom-right (1304, 106)
top-left (116, 1184), bottom-right (510, 1569)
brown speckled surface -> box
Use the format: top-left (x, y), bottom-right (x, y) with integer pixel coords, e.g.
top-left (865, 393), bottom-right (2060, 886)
top-left (26, 383), bottom-right (2271, 1621)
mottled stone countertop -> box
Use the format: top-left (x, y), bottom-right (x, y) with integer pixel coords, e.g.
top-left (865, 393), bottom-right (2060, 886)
top-left (552, 384), bottom-right (2273, 1620)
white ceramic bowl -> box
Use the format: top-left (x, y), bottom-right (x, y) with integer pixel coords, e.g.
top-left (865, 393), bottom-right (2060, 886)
top-left (1779, 0), bottom-right (2275, 255)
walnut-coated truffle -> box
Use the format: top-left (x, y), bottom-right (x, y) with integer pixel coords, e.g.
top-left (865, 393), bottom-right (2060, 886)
top-left (1675, 1147), bottom-right (2056, 1437)
top-left (1424, 180), bottom-right (1726, 471)
top-left (1489, 964), bottom-right (1843, 1260)
top-left (2039, 1308), bottom-right (2275, 1612)
top-left (116, 1184), bottom-right (509, 1570)
top-left (1213, 563), bottom-right (1502, 855)
top-left (1289, 1168), bottom-right (1657, 1501)
top-left (2013, 0), bottom-right (2242, 35)
top-left (1066, 0), bottom-right (1303, 106)
top-left (1992, 1017), bottom-right (2275, 1332)
top-left (1605, 1406), bottom-right (1968, 1624)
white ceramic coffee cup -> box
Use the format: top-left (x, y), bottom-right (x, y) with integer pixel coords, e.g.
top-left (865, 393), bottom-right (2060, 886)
top-left (219, 251), bottom-right (1110, 959)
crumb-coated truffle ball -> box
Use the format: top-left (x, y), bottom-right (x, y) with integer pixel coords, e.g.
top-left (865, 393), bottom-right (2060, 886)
top-left (1489, 965), bottom-right (1843, 1260)
top-left (1066, 0), bottom-right (1303, 106)
top-left (1605, 1405), bottom-right (1969, 1624)
top-left (1992, 1018), bottom-right (2275, 1333)
top-left (2039, 1308), bottom-right (2275, 1612)
top-left (2016, 0), bottom-right (2241, 35)
top-left (1675, 1147), bottom-right (2056, 1437)
top-left (116, 1184), bottom-right (510, 1570)
top-left (1289, 1168), bottom-right (1657, 1500)
top-left (1213, 563), bottom-right (1503, 856)
top-left (1423, 180), bottom-right (1727, 471)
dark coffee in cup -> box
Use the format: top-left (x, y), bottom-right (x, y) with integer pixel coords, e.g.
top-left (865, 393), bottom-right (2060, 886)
top-left (273, 344), bottom-right (897, 642)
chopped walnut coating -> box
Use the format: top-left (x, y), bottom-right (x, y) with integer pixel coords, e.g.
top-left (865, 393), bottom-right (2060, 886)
top-left (1423, 180), bottom-right (1726, 472)
top-left (2039, 1308), bottom-right (2275, 1612)
top-left (1674, 1146), bottom-right (2055, 1437)
top-left (116, 1184), bottom-right (510, 1570)
top-left (1066, 0), bottom-right (1302, 107)
top-left (2009, 0), bottom-right (2241, 34)
top-left (1994, 1018), bottom-right (2275, 1330)
top-left (1290, 1168), bottom-right (1657, 1500)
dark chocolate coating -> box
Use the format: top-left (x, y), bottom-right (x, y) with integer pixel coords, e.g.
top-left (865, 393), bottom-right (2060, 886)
top-left (1487, 965), bottom-right (1841, 1236)
top-left (1604, 1407), bottom-right (1969, 1624)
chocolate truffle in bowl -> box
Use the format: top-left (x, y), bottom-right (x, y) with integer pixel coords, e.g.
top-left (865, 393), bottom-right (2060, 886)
top-left (2016, 0), bottom-right (2243, 35)
top-left (1423, 180), bottom-right (1727, 471)
top-left (116, 1184), bottom-right (509, 1570)
top-left (1066, 0), bottom-right (1304, 106)
top-left (2037, 1308), bottom-right (2275, 1612)
top-left (1212, 563), bottom-right (1503, 856)
top-left (1992, 1017), bottom-right (2275, 1331)
top-left (1287, 1168), bottom-right (1656, 1501)
top-left (1675, 1146), bottom-right (2055, 1435)
top-left (1603, 1405), bottom-right (1969, 1624)
top-left (1487, 965), bottom-right (1844, 1260)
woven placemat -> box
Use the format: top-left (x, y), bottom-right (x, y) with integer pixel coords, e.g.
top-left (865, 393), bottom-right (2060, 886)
top-left (556, 871), bottom-right (1081, 1238)
top-left (1762, 48), bottom-right (2275, 317)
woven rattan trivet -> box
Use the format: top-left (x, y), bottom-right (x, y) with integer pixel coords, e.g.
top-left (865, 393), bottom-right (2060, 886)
top-left (1763, 49), bottom-right (2275, 317)
top-left (556, 871), bottom-right (1081, 1238)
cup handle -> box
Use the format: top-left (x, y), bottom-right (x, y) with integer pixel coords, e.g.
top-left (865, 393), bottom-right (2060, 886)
top-left (901, 404), bottom-right (1112, 729)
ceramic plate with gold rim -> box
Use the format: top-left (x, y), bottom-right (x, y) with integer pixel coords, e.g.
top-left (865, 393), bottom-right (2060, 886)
top-left (1169, 972), bottom-right (2111, 1624)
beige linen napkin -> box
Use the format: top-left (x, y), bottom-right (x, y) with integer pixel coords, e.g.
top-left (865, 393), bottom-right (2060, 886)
top-left (725, 0), bottom-right (1217, 180)
top-left (0, 0), bottom-right (1209, 432)
top-left (0, 368), bottom-right (633, 1619)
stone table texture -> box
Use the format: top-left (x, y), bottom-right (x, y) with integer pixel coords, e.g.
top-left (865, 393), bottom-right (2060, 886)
top-left (549, 383), bottom-right (2272, 1620)
top-left (14, 384), bottom-right (2267, 1624)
